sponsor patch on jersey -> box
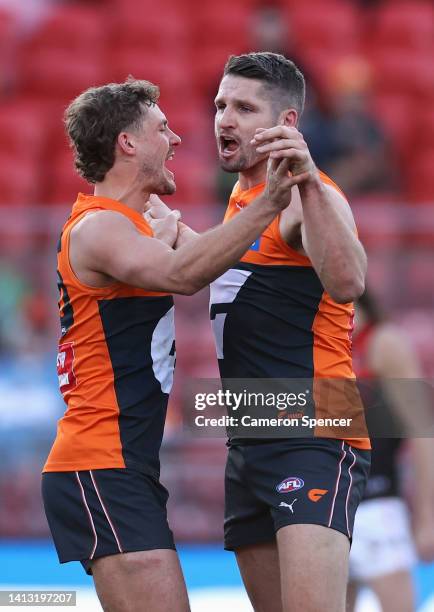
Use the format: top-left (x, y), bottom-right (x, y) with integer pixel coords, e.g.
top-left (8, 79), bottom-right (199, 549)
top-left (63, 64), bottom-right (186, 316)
top-left (249, 237), bottom-right (261, 251)
top-left (276, 476), bottom-right (304, 494)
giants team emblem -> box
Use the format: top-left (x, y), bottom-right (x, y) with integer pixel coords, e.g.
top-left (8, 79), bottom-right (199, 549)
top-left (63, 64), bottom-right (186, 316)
top-left (276, 477), bottom-right (304, 494)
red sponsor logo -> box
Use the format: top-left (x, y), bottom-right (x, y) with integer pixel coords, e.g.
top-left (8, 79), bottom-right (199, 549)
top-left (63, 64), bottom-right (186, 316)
top-left (57, 342), bottom-right (77, 395)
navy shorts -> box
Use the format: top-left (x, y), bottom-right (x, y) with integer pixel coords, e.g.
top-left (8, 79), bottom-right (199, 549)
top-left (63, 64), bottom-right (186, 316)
top-left (42, 468), bottom-right (175, 575)
top-left (224, 438), bottom-right (370, 551)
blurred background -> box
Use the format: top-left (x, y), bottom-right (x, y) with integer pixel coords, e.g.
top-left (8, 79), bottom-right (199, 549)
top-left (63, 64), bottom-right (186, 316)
top-left (0, 0), bottom-right (433, 609)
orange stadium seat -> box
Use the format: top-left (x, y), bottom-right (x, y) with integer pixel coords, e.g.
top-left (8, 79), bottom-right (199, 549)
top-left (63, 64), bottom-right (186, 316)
top-left (371, 1), bottom-right (434, 52)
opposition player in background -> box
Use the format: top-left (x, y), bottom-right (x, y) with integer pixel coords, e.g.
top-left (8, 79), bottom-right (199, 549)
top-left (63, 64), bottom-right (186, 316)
top-left (41, 77), bottom-right (302, 612)
top-left (209, 53), bottom-right (369, 612)
top-left (347, 289), bottom-right (434, 612)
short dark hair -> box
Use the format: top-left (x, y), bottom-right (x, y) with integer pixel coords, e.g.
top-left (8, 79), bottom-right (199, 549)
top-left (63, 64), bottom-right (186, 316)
top-left (223, 52), bottom-right (305, 117)
top-left (64, 77), bottom-right (160, 183)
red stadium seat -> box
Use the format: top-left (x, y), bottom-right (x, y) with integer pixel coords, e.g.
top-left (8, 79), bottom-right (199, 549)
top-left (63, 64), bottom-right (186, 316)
top-left (0, 155), bottom-right (41, 205)
top-left (192, 3), bottom-right (250, 49)
top-left (371, 94), bottom-right (413, 159)
top-left (371, 1), bottom-right (434, 52)
top-left (106, 47), bottom-right (193, 98)
top-left (44, 148), bottom-right (90, 206)
top-left (287, 1), bottom-right (362, 54)
top-left (109, 2), bottom-right (190, 52)
top-left (371, 50), bottom-right (434, 101)
top-left (167, 149), bottom-right (214, 205)
top-left (18, 48), bottom-right (106, 101)
top-left (0, 9), bottom-right (18, 93)
top-left (0, 99), bottom-right (48, 161)
top-left (405, 147), bottom-right (434, 204)
top-left (23, 4), bottom-right (107, 55)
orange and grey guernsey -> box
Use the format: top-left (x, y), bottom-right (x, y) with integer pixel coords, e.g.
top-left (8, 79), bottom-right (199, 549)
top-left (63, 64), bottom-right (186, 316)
top-left (209, 172), bottom-right (370, 450)
top-left (43, 194), bottom-right (176, 476)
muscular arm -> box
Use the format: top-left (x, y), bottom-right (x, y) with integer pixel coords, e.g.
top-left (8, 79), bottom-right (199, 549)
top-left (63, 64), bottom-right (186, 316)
top-left (71, 157), bottom-right (299, 295)
top-left (253, 126), bottom-right (366, 303)
top-left (298, 179), bottom-right (366, 303)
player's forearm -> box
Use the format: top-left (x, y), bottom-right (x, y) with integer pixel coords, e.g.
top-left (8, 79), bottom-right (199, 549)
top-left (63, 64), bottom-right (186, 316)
top-left (168, 195), bottom-right (278, 294)
top-left (299, 178), bottom-right (366, 303)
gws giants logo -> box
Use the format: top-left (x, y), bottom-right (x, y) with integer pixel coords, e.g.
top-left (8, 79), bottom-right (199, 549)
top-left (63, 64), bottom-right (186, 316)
top-left (276, 477), bottom-right (304, 494)
top-left (308, 489), bottom-right (329, 502)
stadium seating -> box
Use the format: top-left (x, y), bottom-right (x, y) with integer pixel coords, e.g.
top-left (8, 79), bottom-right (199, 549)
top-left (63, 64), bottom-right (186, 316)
top-left (21, 4), bottom-right (107, 55)
top-left (18, 48), bottom-right (106, 102)
top-left (0, 155), bottom-right (41, 205)
top-left (371, 1), bottom-right (434, 52)
top-left (370, 49), bottom-right (434, 101)
top-left (286, 1), bottom-right (362, 54)
top-left (0, 100), bottom-right (47, 161)
top-left (405, 148), bottom-right (434, 204)
top-left (43, 147), bottom-right (90, 206)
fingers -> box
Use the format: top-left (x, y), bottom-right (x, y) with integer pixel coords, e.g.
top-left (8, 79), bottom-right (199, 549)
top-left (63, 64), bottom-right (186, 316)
top-left (170, 209), bottom-right (181, 222)
top-left (149, 194), bottom-right (165, 206)
top-left (256, 139), bottom-right (305, 154)
top-left (253, 126), bottom-right (301, 142)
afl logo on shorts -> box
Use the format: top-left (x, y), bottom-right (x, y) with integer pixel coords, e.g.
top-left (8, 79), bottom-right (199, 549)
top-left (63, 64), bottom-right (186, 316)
top-left (276, 477), bottom-right (304, 494)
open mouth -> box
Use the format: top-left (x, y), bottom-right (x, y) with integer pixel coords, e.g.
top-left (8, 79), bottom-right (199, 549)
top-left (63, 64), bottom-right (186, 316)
top-left (164, 151), bottom-right (175, 178)
top-left (219, 135), bottom-right (240, 158)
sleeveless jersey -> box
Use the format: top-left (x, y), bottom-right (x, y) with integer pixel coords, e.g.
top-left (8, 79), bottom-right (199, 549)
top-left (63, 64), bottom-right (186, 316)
top-left (43, 194), bottom-right (175, 477)
top-left (209, 173), bottom-right (370, 450)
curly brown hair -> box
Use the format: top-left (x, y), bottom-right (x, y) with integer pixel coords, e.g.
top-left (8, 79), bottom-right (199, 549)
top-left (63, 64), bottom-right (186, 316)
top-left (64, 77), bottom-right (160, 183)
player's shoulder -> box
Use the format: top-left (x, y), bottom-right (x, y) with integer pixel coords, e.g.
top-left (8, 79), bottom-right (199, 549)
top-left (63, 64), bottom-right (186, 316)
top-left (318, 170), bottom-right (348, 202)
top-left (73, 208), bottom-right (137, 235)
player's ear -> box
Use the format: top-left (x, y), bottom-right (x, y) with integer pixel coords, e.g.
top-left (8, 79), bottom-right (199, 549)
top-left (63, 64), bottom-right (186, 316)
top-left (278, 108), bottom-right (298, 127)
top-left (117, 132), bottom-right (136, 155)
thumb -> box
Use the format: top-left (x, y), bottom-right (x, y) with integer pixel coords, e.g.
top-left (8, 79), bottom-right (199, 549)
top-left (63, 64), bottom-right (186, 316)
top-left (169, 209), bottom-right (181, 222)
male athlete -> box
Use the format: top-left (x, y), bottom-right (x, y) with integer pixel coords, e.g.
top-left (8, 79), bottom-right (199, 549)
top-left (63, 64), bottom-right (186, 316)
top-left (41, 77), bottom-right (302, 612)
top-left (209, 53), bottom-right (370, 612)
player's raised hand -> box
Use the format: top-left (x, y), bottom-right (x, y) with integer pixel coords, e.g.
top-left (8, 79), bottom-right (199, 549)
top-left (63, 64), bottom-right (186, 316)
top-left (145, 209), bottom-right (181, 248)
top-left (252, 126), bottom-right (317, 186)
top-left (262, 150), bottom-right (309, 211)
top-left (144, 194), bottom-right (178, 220)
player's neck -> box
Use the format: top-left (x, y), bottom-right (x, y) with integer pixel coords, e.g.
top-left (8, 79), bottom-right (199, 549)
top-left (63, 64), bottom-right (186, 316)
top-left (94, 175), bottom-right (150, 214)
top-left (238, 161), bottom-right (266, 191)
